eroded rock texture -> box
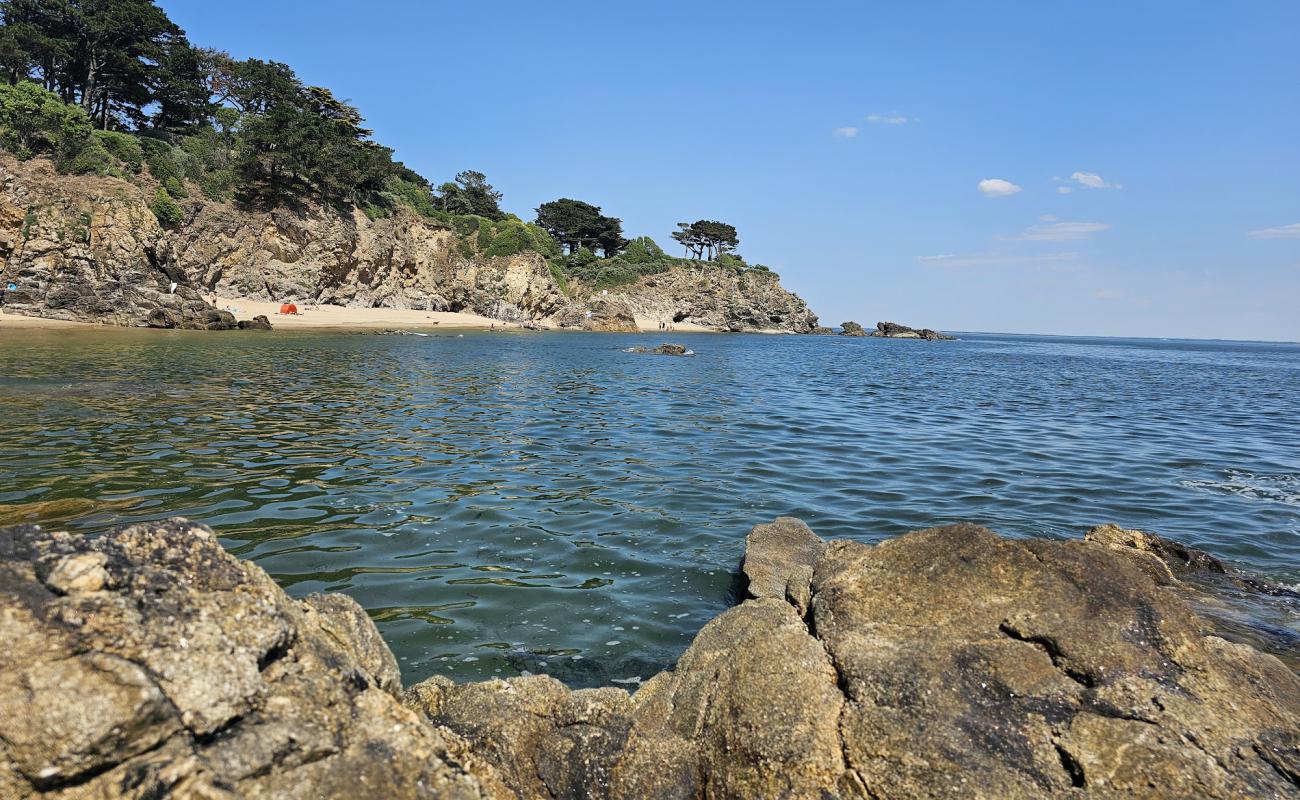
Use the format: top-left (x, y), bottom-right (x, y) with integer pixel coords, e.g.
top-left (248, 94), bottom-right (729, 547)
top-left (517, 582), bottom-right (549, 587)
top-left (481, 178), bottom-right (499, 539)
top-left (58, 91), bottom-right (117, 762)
top-left (0, 155), bottom-right (241, 329)
top-left (3, 516), bottom-right (1296, 799)
top-left (870, 321), bottom-right (955, 340)
top-left (411, 522), bottom-right (1300, 799)
top-left (0, 519), bottom-right (510, 799)
top-left (602, 263), bottom-right (820, 333)
top-left (0, 155), bottom-right (820, 332)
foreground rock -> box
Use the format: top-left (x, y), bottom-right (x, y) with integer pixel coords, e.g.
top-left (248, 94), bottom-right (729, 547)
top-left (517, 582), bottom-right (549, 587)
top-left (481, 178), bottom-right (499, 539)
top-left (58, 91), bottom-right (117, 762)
top-left (413, 522), bottom-right (1300, 799)
top-left (0, 519), bottom-right (510, 799)
top-left (871, 320), bottom-right (955, 340)
top-left (3, 517), bottom-right (1296, 799)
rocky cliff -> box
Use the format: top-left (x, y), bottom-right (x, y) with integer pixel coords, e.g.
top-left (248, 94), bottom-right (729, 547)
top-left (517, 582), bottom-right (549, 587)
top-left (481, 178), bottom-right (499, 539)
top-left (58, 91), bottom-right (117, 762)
top-left (0, 155), bottom-right (819, 332)
top-left (0, 155), bottom-right (247, 329)
top-left (2, 516), bottom-right (1295, 799)
top-left (601, 263), bottom-right (820, 333)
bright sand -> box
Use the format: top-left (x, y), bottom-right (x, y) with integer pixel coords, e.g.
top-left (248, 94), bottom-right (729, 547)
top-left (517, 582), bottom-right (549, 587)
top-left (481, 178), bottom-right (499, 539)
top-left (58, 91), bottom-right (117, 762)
top-left (2, 298), bottom-right (791, 333)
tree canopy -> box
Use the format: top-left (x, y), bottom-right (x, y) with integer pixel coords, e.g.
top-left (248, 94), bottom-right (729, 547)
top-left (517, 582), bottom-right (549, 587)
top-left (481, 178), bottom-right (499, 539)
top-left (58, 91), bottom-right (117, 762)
top-left (435, 170), bottom-right (504, 220)
top-left (0, 1), bottom-right (779, 277)
top-left (670, 220), bottom-right (739, 260)
top-left (534, 198), bottom-right (626, 257)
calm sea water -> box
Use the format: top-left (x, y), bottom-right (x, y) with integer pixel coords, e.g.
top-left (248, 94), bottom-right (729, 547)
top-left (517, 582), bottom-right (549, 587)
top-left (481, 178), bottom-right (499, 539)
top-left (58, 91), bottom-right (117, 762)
top-left (2, 328), bottom-right (1297, 685)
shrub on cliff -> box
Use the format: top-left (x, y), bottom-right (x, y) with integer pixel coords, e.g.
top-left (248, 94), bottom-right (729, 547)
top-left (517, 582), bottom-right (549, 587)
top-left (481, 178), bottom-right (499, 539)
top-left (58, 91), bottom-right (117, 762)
top-left (0, 81), bottom-right (94, 166)
top-left (93, 130), bottom-right (144, 173)
top-left (622, 236), bottom-right (666, 264)
top-left (150, 186), bottom-right (184, 228)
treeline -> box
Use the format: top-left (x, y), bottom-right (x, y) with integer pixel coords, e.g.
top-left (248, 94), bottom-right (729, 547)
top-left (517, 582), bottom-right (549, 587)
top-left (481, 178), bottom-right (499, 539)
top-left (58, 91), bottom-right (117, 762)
top-left (0, 0), bottom-right (776, 290)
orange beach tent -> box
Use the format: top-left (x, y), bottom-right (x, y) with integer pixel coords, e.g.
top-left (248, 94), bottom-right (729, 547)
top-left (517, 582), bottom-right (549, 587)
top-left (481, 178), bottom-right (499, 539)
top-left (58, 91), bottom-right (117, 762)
top-left (279, 303), bottom-right (298, 315)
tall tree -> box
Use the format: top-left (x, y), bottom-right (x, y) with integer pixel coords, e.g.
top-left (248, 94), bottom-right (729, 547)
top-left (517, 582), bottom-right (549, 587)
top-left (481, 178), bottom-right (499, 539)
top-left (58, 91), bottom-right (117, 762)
top-left (534, 198), bottom-right (626, 256)
top-left (0, 0), bottom-right (197, 129)
top-left (671, 220), bottom-right (738, 260)
top-left (435, 170), bottom-right (503, 219)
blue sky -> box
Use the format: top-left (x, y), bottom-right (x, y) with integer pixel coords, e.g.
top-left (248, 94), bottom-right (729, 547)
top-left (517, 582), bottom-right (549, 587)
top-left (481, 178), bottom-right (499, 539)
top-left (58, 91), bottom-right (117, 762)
top-left (162, 1), bottom-right (1299, 341)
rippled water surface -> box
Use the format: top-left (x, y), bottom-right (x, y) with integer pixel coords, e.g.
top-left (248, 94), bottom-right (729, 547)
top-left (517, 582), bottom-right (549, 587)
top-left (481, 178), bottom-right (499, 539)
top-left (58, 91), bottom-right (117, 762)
top-left (3, 328), bottom-right (1298, 684)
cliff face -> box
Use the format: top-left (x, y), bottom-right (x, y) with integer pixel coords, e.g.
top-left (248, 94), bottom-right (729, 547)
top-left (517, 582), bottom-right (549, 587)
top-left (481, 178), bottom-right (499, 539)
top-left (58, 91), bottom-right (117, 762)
top-left (0, 155), bottom-right (240, 329)
top-left (601, 263), bottom-right (820, 333)
top-left (0, 155), bottom-right (819, 332)
top-left (161, 201), bottom-right (567, 322)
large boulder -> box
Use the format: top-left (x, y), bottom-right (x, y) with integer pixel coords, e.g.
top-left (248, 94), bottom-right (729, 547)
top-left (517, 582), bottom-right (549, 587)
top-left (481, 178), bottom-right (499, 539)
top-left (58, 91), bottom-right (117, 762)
top-left (410, 520), bottom-right (1300, 799)
top-left (553, 298), bottom-right (639, 332)
top-left (4, 515), bottom-right (1296, 799)
top-left (840, 320), bottom-right (867, 336)
top-left (0, 519), bottom-right (511, 799)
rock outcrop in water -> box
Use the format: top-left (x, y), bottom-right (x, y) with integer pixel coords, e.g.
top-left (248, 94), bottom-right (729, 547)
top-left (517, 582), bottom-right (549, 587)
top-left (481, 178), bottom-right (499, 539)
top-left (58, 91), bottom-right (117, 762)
top-left (840, 321), bottom-right (867, 336)
top-left (0, 155), bottom-right (819, 333)
top-left (3, 516), bottom-right (1296, 799)
top-left (871, 320), bottom-right (955, 340)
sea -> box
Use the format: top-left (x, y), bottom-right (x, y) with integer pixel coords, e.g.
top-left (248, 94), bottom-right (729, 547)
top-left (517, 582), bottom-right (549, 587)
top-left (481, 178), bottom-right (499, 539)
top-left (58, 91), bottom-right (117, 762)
top-left (2, 327), bottom-right (1297, 685)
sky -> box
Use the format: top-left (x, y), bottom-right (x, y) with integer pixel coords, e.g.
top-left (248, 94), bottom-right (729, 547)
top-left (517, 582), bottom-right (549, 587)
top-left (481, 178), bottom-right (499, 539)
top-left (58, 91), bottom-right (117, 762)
top-left (161, 1), bottom-right (1300, 341)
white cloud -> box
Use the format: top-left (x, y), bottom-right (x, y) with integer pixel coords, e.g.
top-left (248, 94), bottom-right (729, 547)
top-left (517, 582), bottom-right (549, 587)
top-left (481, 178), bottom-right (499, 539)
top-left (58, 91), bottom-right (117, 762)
top-left (1039, 214), bottom-right (1058, 222)
top-left (1057, 186), bottom-right (1073, 194)
top-left (867, 113), bottom-right (911, 125)
top-left (978, 178), bottom-right (1022, 198)
top-left (831, 126), bottom-right (859, 138)
top-left (1012, 221), bottom-right (1112, 241)
top-left (916, 251), bottom-right (1081, 269)
top-left (1247, 222), bottom-right (1300, 239)
top-left (1070, 171), bottom-right (1121, 189)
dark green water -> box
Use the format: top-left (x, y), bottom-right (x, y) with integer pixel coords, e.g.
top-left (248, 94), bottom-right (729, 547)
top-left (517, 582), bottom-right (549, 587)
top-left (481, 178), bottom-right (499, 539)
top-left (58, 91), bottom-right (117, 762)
top-left (2, 328), bottom-right (1297, 685)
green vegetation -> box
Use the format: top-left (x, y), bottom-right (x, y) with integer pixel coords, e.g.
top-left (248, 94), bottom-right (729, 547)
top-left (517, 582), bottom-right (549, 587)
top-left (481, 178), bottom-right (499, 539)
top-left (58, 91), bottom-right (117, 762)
top-left (534, 198), bottom-right (626, 257)
top-left (671, 220), bottom-right (739, 260)
top-left (0, 0), bottom-right (783, 291)
top-left (554, 235), bottom-right (775, 290)
top-left (149, 186), bottom-right (181, 228)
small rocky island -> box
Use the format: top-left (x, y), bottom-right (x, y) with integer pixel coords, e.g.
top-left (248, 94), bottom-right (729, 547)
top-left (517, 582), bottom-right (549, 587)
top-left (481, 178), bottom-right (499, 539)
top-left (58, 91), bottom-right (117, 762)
top-left (2, 517), bottom-right (1295, 799)
top-left (842, 320), bottom-right (955, 340)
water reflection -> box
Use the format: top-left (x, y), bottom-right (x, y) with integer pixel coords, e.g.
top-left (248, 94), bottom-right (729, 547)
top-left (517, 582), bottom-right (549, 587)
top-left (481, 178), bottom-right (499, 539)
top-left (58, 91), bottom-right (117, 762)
top-left (2, 328), bottom-right (1297, 686)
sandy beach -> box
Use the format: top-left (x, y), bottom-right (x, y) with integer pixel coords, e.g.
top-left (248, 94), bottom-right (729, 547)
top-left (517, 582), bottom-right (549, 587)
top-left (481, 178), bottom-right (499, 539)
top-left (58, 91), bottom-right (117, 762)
top-left (2, 298), bottom-right (753, 333)
top-left (212, 296), bottom-right (503, 330)
top-left (0, 309), bottom-right (92, 328)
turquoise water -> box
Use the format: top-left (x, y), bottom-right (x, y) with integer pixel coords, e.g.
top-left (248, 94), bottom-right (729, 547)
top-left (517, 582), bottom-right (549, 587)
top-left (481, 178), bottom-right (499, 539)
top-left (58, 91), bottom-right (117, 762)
top-left (2, 328), bottom-right (1297, 684)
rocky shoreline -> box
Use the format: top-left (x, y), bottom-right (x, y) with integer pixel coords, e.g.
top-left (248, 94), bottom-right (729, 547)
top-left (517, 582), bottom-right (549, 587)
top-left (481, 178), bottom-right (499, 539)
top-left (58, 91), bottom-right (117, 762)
top-left (0, 156), bottom-right (817, 335)
top-left (2, 516), bottom-right (1295, 799)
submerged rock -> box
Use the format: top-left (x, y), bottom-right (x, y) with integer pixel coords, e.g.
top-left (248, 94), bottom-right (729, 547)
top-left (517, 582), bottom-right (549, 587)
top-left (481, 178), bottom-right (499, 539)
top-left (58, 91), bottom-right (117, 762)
top-left (626, 343), bottom-right (690, 356)
top-left (2, 516), bottom-right (1296, 799)
top-left (871, 320), bottom-right (956, 340)
top-left (236, 314), bottom-right (273, 330)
